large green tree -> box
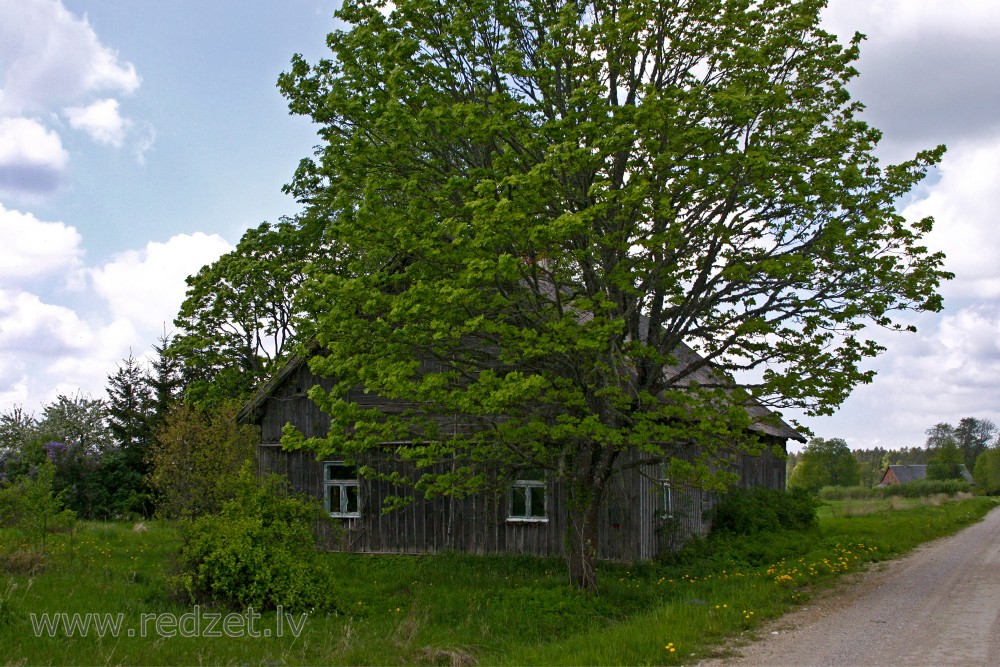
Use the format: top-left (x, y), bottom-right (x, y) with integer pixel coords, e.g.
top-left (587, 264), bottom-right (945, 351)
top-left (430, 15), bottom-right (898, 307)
top-left (148, 332), bottom-right (184, 431)
top-left (973, 448), bottom-right (1000, 495)
top-left (787, 437), bottom-right (860, 492)
top-left (279, 0), bottom-right (948, 587)
top-left (924, 422), bottom-right (956, 450)
top-left (953, 417), bottom-right (996, 470)
top-left (171, 218), bottom-right (327, 407)
top-left (104, 353), bottom-right (157, 516)
top-left (106, 353), bottom-right (154, 456)
top-left (926, 438), bottom-right (965, 481)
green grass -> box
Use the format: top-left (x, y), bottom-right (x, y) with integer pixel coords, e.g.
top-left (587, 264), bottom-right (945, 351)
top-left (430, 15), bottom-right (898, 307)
top-left (817, 496), bottom-right (926, 518)
top-left (1, 497), bottom-right (997, 665)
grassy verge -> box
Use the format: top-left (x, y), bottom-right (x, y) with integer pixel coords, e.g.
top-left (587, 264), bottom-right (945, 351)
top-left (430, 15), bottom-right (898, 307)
top-left (506, 496), bottom-right (998, 665)
top-left (1, 497), bottom-right (996, 665)
top-left (816, 494), bottom-right (969, 519)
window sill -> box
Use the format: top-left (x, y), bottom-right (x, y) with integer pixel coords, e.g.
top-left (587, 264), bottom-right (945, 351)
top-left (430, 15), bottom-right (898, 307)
top-left (506, 517), bottom-right (549, 523)
top-left (329, 513), bottom-right (360, 519)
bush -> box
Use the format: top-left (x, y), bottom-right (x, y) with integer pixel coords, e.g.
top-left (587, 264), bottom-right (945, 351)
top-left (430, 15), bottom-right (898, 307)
top-left (710, 487), bottom-right (819, 536)
top-left (0, 462), bottom-right (75, 535)
top-left (818, 485), bottom-right (878, 500)
top-left (974, 449), bottom-right (1000, 495)
top-left (661, 489), bottom-right (821, 572)
top-left (177, 467), bottom-right (336, 612)
top-left (817, 479), bottom-right (969, 501)
top-left (889, 478), bottom-right (969, 498)
top-left (149, 402), bottom-right (256, 518)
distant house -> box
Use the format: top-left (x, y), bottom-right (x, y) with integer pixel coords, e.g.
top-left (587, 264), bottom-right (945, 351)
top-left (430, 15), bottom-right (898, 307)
top-left (879, 464), bottom-right (974, 486)
top-left (237, 340), bottom-right (805, 562)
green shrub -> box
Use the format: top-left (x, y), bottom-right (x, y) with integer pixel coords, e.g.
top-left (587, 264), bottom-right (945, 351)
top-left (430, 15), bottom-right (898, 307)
top-left (889, 478), bottom-right (968, 498)
top-left (974, 449), bottom-right (1000, 495)
top-left (149, 402), bottom-right (256, 519)
top-left (710, 487), bottom-right (819, 536)
top-left (0, 462), bottom-right (75, 535)
top-left (818, 479), bottom-right (969, 501)
top-left (661, 490), bottom-right (821, 572)
top-left (177, 467), bottom-right (336, 612)
top-left (818, 485), bottom-right (878, 500)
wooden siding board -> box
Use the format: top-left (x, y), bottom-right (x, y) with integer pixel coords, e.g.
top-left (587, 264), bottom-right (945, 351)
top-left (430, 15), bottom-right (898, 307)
top-left (254, 361), bottom-right (793, 562)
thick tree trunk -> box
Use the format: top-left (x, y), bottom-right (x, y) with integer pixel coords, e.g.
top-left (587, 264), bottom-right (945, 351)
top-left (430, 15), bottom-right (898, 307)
top-left (567, 499), bottom-right (600, 589)
top-left (564, 439), bottom-right (618, 589)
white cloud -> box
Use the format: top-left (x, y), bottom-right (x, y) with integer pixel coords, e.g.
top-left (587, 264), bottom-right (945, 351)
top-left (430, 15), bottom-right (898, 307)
top-left (824, 0), bottom-right (1000, 164)
top-left (825, 0), bottom-right (1000, 41)
top-left (0, 0), bottom-right (146, 185)
top-left (0, 230), bottom-right (232, 415)
top-left (0, 203), bottom-right (83, 282)
top-left (90, 232), bottom-right (232, 336)
top-left (0, 289), bottom-right (90, 358)
top-left (0, 287), bottom-right (139, 411)
top-left (903, 136), bottom-right (1000, 301)
top-left (787, 1), bottom-right (1000, 452)
top-left (0, 116), bottom-right (69, 195)
top-left (0, 0), bottom-right (139, 114)
top-left (64, 98), bottom-right (130, 147)
top-left (801, 134), bottom-right (1000, 446)
top-left (130, 121), bottom-right (157, 165)
top-left (802, 305), bottom-right (1000, 451)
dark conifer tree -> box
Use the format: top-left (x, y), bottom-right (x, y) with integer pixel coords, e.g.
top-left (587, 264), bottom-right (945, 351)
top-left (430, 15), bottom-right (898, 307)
top-left (147, 332), bottom-right (184, 430)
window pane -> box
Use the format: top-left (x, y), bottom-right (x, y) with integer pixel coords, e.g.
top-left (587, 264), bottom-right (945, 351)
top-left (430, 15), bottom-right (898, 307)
top-left (511, 487), bottom-right (527, 517)
top-left (345, 483), bottom-right (359, 513)
top-left (529, 487), bottom-right (546, 518)
top-left (328, 485), bottom-right (342, 514)
top-left (327, 463), bottom-right (355, 481)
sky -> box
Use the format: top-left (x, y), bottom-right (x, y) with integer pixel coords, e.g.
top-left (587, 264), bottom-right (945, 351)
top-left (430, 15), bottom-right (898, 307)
top-left (1, 0), bottom-right (998, 452)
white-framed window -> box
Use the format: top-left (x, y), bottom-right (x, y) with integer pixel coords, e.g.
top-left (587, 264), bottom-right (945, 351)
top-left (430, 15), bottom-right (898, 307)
top-left (324, 461), bottom-right (360, 518)
top-left (508, 470), bottom-right (547, 522)
top-left (658, 477), bottom-right (673, 518)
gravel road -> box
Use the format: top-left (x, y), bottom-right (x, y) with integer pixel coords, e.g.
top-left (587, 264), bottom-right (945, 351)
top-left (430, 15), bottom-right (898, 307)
top-left (700, 505), bottom-right (1000, 667)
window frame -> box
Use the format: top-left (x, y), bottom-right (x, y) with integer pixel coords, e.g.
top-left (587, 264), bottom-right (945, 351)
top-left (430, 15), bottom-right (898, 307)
top-left (658, 477), bottom-right (673, 519)
top-left (508, 471), bottom-right (548, 523)
top-left (323, 461), bottom-right (360, 519)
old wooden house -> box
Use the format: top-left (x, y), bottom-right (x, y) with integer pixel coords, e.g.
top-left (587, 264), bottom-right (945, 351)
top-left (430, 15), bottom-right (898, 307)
top-left (237, 343), bottom-right (805, 563)
top-left (879, 464), bottom-right (974, 486)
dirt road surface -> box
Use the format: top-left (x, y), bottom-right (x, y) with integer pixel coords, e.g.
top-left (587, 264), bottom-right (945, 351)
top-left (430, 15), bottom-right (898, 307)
top-left (700, 505), bottom-right (1000, 667)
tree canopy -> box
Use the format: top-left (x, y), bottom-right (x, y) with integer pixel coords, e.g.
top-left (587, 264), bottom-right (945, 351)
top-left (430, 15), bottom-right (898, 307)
top-left (926, 439), bottom-right (965, 481)
top-left (923, 418), bottom-right (995, 471)
top-left (953, 417), bottom-right (996, 469)
top-left (787, 437), bottom-right (860, 492)
top-left (171, 218), bottom-right (329, 407)
top-left (278, 0), bottom-right (949, 587)
top-left (973, 447), bottom-right (1000, 495)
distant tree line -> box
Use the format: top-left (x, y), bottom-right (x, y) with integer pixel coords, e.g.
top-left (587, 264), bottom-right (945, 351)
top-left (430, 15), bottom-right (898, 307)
top-left (0, 218), bottom-right (316, 520)
top-left (788, 417), bottom-right (1000, 494)
top-left (4, 209), bottom-right (997, 519)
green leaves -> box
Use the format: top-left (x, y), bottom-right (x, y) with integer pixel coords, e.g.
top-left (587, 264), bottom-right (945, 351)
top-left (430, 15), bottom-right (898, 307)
top-left (788, 437), bottom-right (861, 492)
top-left (274, 0), bottom-right (949, 583)
top-left (171, 218), bottom-right (332, 408)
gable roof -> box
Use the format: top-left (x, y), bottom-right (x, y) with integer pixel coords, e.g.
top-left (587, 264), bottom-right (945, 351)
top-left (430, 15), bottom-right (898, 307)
top-left (883, 464), bottom-right (927, 484)
top-left (880, 464), bottom-right (975, 485)
top-left (236, 337), bottom-right (804, 442)
top-left (236, 341), bottom-right (320, 426)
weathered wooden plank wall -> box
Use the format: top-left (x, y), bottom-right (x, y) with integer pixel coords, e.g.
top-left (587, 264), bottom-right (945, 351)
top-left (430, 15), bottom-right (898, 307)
top-left (256, 361), bottom-right (790, 563)
top-left (259, 444), bottom-right (661, 561)
top-left (259, 364), bottom-right (337, 444)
